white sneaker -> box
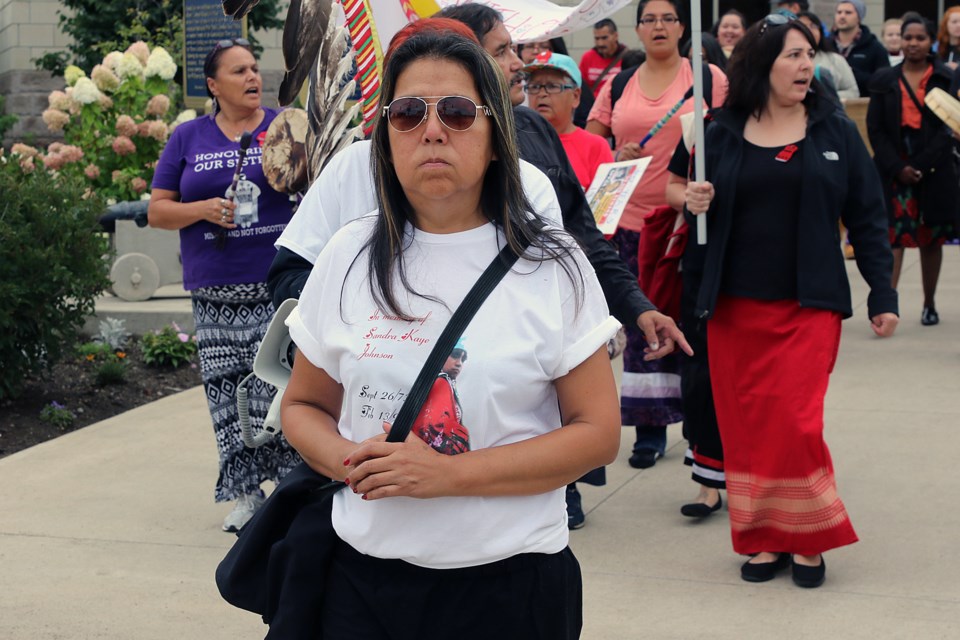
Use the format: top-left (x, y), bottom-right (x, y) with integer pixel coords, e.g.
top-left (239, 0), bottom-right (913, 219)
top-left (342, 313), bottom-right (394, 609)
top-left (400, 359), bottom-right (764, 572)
top-left (222, 493), bottom-right (265, 532)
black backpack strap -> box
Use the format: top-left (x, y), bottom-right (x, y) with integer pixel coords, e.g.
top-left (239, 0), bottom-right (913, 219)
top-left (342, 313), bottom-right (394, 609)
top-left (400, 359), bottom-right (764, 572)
top-left (610, 65), bottom-right (639, 113)
top-left (681, 61), bottom-right (714, 109)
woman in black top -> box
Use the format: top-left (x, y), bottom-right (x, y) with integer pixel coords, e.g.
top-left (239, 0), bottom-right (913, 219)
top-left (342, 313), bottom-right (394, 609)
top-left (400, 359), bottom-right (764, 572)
top-left (867, 15), bottom-right (959, 326)
top-left (678, 16), bottom-right (897, 589)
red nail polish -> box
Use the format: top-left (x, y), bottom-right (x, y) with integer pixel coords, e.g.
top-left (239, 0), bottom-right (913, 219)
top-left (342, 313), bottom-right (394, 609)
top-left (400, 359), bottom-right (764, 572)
top-left (344, 478), bottom-right (350, 486)
top-left (361, 494), bottom-right (368, 500)
top-left (343, 458), bottom-right (350, 466)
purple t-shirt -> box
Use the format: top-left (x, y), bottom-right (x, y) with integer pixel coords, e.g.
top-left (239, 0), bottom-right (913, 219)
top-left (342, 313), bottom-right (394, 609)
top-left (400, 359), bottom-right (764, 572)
top-left (152, 107), bottom-right (293, 290)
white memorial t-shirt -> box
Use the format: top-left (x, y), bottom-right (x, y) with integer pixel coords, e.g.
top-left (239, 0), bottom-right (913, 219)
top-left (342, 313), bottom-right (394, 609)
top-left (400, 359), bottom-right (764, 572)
top-left (275, 140), bottom-right (562, 263)
top-left (287, 216), bottom-right (619, 569)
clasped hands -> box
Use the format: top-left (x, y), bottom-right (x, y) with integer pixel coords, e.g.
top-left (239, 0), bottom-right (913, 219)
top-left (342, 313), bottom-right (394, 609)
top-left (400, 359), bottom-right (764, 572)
top-left (342, 422), bottom-right (450, 501)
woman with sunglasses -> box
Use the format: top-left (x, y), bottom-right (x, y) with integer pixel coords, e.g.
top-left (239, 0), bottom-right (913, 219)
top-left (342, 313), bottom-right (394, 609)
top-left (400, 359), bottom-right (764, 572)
top-left (867, 15), bottom-right (959, 327)
top-left (678, 17), bottom-right (897, 588)
top-left (586, 0), bottom-right (728, 472)
top-left (149, 39), bottom-right (299, 533)
top-left (282, 31), bottom-right (620, 637)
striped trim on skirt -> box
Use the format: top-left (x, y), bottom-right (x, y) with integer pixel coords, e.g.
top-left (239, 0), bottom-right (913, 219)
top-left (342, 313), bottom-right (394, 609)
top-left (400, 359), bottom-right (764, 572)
top-left (707, 295), bottom-right (857, 556)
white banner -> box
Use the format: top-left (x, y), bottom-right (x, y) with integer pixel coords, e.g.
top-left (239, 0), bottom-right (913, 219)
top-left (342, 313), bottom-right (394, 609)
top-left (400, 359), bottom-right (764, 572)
top-left (368, 0), bottom-right (634, 46)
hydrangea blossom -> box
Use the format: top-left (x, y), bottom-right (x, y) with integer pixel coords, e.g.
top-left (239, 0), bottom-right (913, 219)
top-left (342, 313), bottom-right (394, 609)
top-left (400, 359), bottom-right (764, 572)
top-left (84, 164), bottom-right (101, 180)
top-left (169, 109), bottom-right (197, 133)
top-left (72, 77), bottom-right (102, 105)
top-left (91, 64), bottom-right (121, 92)
top-left (64, 65), bottom-right (86, 86)
top-left (144, 47), bottom-right (177, 81)
top-left (146, 94), bottom-right (170, 117)
top-left (131, 177), bottom-right (148, 194)
top-left (112, 136), bottom-right (137, 156)
top-left (147, 120), bottom-right (169, 143)
top-left (48, 90), bottom-right (71, 111)
top-left (116, 53), bottom-right (145, 81)
top-left (42, 108), bottom-right (70, 132)
top-left (103, 51), bottom-right (124, 71)
top-left (115, 115), bottom-right (138, 137)
top-left (10, 143), bottom-right (39, 158)
top-left (126, 41), bottom-right (151, 66)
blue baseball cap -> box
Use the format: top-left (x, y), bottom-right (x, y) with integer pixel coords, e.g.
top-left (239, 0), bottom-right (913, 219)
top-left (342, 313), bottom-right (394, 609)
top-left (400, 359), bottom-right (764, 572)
top-left (522, 51), bottom-right (582, 88)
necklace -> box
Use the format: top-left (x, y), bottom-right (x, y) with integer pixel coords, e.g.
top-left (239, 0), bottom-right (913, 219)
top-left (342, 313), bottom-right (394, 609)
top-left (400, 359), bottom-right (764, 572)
top-left (218, 108), bottom-right (263, 141)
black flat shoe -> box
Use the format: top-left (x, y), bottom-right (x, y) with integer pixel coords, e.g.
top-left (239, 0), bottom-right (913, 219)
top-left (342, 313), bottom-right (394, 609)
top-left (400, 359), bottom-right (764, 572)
top-left (681, 494), bottom-right (722, 518)
top-left (741, 553), bottom-right (790, 583)
top-left (792, 556), bottom-right (826, 588)
top-left (628, 450), bottom-right (660, 469)
top-left (921, 307), bottom-right (939, 326)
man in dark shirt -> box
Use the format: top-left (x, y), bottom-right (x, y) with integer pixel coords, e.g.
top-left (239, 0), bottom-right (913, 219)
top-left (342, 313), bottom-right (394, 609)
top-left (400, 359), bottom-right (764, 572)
top-left (829, 0), bottom-right (889, 96)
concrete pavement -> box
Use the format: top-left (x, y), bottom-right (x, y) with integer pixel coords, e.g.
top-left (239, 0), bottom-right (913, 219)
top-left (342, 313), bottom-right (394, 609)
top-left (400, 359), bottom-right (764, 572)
top-left (2, 250), bottom-right (959, 639)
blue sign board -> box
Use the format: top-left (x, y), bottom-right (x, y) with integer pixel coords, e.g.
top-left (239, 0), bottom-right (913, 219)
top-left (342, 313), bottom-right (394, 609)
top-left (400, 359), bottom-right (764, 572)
top-left (183, 0), bottom-right (245, 107)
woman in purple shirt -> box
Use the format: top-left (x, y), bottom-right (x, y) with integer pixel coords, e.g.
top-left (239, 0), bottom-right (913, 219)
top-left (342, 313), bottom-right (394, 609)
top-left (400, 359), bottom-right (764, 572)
top-left (149, 40), bottom-right (299, 533)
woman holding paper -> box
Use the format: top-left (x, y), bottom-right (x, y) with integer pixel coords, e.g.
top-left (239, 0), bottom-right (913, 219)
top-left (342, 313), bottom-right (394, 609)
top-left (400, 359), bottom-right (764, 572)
top-left (586, 0), bottom-right (726, 469)
top-left (680, 17), bottom-right (897, 588)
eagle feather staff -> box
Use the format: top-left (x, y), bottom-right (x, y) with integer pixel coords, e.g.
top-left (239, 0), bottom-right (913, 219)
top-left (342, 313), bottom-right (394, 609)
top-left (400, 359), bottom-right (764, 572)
top-left (222, 0), bottom-right (362, 187)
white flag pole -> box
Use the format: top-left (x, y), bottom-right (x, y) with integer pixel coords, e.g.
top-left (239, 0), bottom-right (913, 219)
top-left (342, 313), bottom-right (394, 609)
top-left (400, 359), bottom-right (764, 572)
top-left (690, 1), bottom-right (707, 245)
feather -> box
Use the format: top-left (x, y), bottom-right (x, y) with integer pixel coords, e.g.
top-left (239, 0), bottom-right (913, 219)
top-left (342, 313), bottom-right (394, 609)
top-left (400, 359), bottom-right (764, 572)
top-left (221, 0), bottom-right (260, 19)
top-left (278, 0), bottom-right (332, 105)
top-left (305, 15), bottom-right (363, 181)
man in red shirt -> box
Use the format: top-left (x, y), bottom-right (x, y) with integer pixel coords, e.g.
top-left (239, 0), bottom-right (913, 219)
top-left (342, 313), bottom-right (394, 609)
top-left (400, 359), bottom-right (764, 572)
top-left (525, 51), bottom-right (613, 190)
top-left (579, 18), bottom-right (629, 96)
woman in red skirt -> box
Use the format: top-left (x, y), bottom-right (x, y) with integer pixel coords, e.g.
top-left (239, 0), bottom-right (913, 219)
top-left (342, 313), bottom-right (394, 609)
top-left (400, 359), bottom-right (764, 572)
top-left (680, 16), bottom-right (899, 588)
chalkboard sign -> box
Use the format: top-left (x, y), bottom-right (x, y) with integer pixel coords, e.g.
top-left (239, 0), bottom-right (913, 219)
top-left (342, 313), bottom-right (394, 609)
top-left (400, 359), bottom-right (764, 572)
top-left (183, 0), bottom-right (247, 109)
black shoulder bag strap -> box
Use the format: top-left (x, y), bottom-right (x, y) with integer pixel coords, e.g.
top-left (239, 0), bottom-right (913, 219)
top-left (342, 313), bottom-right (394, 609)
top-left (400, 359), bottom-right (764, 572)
top-left (590, 47), bottom-right (628, 94)
top-left (315, 232), bottom-right (532, 492)
top-left (899, 69), bottom-right (925, 114)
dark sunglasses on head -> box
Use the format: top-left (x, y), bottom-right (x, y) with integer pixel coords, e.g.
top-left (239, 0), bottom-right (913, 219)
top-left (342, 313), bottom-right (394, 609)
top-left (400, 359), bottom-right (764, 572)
top-left (759, 13), bottom-right (791, 36)
top-left (215, 37), bottom-right (251, 51)
top-left (384, 96), bottom-right (491, 133)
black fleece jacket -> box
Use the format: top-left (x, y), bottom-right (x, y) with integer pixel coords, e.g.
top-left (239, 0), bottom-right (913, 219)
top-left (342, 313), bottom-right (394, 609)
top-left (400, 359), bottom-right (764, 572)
top-left (268, 106), bottom-right (655, 325)
top-left (831, 24), bottom-right (890, 97)
top-left (866, 58), bottom-right (960, 225)
top-left (689, 96), bottom-right (897, 321)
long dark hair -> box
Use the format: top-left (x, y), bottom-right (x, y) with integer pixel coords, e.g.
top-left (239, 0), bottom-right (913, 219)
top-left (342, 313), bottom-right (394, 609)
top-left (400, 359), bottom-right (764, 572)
top-left (682, 33), bottom-right (727, 71)
top-left (796, 11), bottom-right (837, 53)
top-left (725, 19), bottom-right (821, 117)
top-left (363, 32), bottom-right (582, 319)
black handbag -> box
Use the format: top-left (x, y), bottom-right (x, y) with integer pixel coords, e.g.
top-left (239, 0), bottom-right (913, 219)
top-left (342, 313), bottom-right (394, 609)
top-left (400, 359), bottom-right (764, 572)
top-left (215, 236), bottom-right (529, 637)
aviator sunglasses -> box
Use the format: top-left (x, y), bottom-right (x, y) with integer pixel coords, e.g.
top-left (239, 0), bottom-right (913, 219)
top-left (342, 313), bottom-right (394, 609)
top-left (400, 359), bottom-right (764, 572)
top-left (215, 37), bottom-right (251, 51)
top-left (384, 96), bottom-right (492, 132)
top-left (759, 13), bottom-right (791, 36)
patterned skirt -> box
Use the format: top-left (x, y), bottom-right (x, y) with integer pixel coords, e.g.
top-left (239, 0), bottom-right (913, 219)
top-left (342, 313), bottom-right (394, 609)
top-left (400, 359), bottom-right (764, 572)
top-left (610, 229), bottom-right (683, 427)
top-left (889, 181), bottom-right (956, 249)
top-left (192, 283), bottom-right (301, 502)
top-left (708, 295), bottom-right (858, 556)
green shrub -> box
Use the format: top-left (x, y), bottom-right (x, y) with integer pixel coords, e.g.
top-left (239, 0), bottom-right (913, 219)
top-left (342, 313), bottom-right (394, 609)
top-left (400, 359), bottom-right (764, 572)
top-left (0, 152), bottom-right (111, 400)
top-left (95, 360), bottom-right (128, 386)
top-left (77, 341), bottom-right (116, 361)
top-left (77, 340), bottom-right (128, 385)
top-left (141, 324), bottom-right (197, 368)
top-left (40, 402), bottom-right (76, 429)
top-left (0, 96), bottom-right (17, 140)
